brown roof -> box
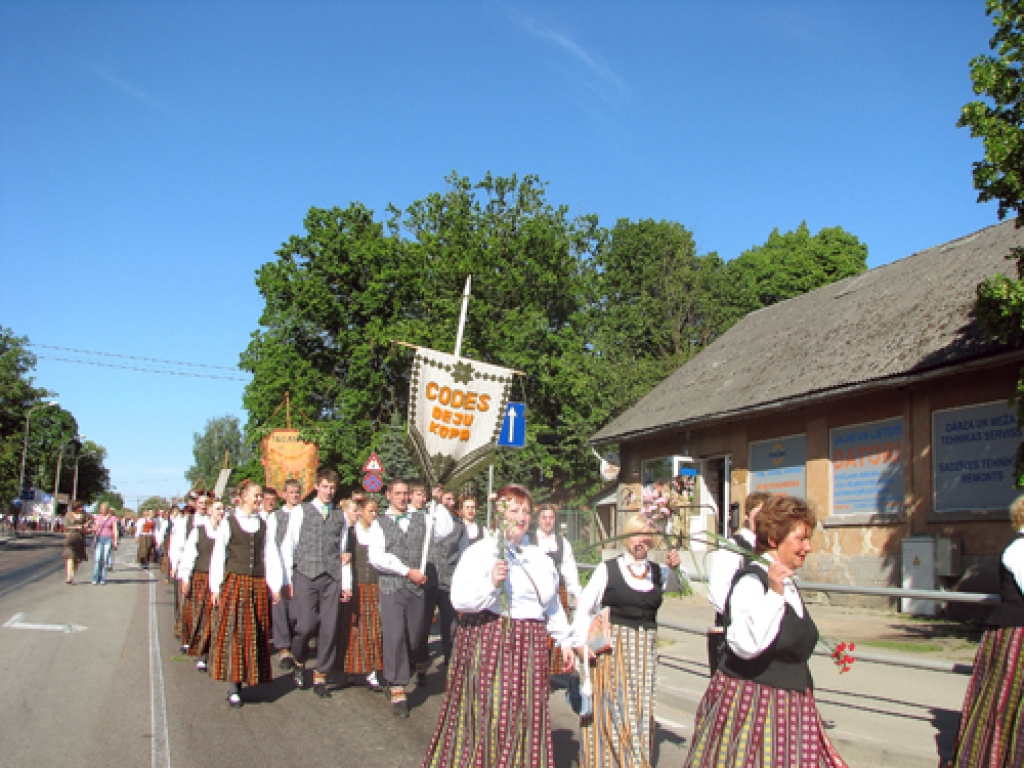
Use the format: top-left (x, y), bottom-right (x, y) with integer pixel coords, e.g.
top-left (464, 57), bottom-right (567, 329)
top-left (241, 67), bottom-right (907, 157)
top-left (591, 220), bottom-right (1024, 446)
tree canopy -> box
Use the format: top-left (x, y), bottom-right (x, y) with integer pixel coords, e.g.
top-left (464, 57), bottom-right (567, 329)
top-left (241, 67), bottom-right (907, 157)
top-left (960, 0), bottom-right (1024, 481)
top-left (185, 414), bottom-right (254, 490)
top-left (242, 173), bottom-right (868, 502)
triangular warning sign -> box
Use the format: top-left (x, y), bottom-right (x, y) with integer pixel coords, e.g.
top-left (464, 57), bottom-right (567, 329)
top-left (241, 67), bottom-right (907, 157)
top-left (362, 452), bottom-right (385, 474)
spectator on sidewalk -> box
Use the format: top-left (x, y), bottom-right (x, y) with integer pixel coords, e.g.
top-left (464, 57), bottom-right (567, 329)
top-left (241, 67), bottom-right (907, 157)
top-left (90, 502), bottom-right (118, 585)
top-left (62, 502), bottom-right (90, 585)
top-left (948, 493), bottom-right (1024, 768)
top-left (682, 495), bottom-right (848, 768)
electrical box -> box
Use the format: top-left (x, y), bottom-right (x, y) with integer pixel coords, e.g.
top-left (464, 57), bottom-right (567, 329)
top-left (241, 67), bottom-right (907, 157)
top-left (901, 537), bottom-right (937, 616)
top-left (935, 537), bottom-right (963, 578)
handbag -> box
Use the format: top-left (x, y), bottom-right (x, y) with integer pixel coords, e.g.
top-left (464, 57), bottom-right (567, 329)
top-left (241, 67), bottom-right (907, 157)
top-left (565, 654), bottom-right (593, 717)
top-left (585, 607), bottom-right (613, 656)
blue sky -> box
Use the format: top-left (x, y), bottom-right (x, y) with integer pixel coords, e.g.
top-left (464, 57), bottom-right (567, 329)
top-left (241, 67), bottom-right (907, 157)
top-left (0, 1), bottom-right (1003, 504)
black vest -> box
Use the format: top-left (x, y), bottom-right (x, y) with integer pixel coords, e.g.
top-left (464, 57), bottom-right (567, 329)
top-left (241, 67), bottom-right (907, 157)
top-left (987, 533), bottom-right (1024, 628)
top-left (225, 515), bottom-right (266, 578)
top-left (719, 565), bottom-right (818, 692)
top-left (194, 524), bottom-right (216, 574)
top-left (352, 536), bottom-right (378, 585)
top-left (714, 533), bottom-right (756, 627)
top-left (602, 557), bottom-right (663, 630)
top-left (539, 533), bottom-right (566, 586)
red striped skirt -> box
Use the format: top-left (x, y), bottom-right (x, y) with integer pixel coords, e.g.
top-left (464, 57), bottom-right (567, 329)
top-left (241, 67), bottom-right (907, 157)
top-left (341, 582), bottom-right (384, 674)
top-left (422, 612), bottom-right (554, 768)
top-left (683, 671), bottom-right (848, 768)
top-left (949, 626), bottom-right (1024, 767)
top-left (209, 573), bottom-right (272, 685)
top-left (183, 572), bottom-right (215, 657)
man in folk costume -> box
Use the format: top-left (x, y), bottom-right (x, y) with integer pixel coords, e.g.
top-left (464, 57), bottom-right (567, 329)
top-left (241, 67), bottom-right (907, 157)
top-left (416, 487), bottom-right (463, 671)
top-left (280, 468), bottom-right (352, 699)
top-left (369, 478), bottom-right (454, 717)
top-left (271, 479), bottom-right (302, 670)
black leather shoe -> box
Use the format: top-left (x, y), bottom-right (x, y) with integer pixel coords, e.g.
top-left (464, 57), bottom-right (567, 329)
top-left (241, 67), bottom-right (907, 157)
top-left (313, 682), bottom-right (331, 699)
top-left (278, 654), bottom-right (295, 671)
top-left (391, 698), bottom-right (409, 717)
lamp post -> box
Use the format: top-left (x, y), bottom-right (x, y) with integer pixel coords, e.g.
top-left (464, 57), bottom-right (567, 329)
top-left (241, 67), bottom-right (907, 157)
top-left (18, 400), bottom-right (59, 495)
top-left (53, 434), bottom-right (82, 517)
top-left (70, 440), bottom-right (92, 507)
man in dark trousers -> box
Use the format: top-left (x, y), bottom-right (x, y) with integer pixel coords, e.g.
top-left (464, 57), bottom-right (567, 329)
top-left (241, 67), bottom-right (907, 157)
top-left (280, 468), bottom-right (351, 698)
top-left (413, 487), bottom-right (462, 677)
top-left (369, 478), bottom-right (453, 717)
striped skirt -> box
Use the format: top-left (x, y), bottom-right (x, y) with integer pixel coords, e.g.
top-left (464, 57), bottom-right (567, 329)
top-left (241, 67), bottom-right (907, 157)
top-left (209, 573), bottom-right (273, 686)
top-left (683, 672), bottom-right (847, 768)
top-left (949, 626), bottom-right (1024, 768)
top-left (341, 582), bottom-right (384, 674)
top-left (183, 572), bottom-right (215, 657)
top-left (579, 623), bottom-right (658, 768)
top-left (422, 612), bottom-right (554, 768)
top-left (549, 586), bottom-right (570, 676)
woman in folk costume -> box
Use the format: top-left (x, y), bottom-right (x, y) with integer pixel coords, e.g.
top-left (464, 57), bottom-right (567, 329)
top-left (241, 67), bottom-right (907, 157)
top-left (340, 498), bottom-right (385, 691)
top-left (421, 484), bottom-right (575, 768)
top-left (526, 503), bottom-right (582, 676)
top-left (177, 499), bottom-right (225, 672)
top-left (682, 496), bottom-right (847, 768)
top-left (135, 509), bottom-right (157, 568)
top-left (572, 513), bottom-right (684, 768)
top-left (947, 494), bottom-right (1024, 768)
top-left (208, 481), bottom-right (284, 707)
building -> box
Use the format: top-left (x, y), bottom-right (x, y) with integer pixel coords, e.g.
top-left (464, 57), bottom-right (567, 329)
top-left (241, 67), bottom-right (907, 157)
top-left (590, 220), bottom-right (1024, 608)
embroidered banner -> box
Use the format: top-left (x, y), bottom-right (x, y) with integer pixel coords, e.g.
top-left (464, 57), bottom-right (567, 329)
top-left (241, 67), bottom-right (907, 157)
top-left (260, 428), bottom-right (319, 498)
top-left (407, 347), bottom-right (515, 488)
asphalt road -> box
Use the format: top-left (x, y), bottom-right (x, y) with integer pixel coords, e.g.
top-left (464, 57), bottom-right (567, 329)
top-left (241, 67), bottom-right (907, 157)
top-left (0, 537), bottom-right (691, 768)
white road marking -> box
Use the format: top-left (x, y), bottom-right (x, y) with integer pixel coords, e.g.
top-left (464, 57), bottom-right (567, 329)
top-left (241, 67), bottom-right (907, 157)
top-left (147, 571), bottom-right (172, 768)
top-left (655, 715), bottom-right (690, 731)
top-left (3, 612), bottom-right (87, 633)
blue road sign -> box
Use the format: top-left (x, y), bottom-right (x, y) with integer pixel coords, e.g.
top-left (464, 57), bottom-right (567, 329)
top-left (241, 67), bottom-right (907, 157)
top-left (497, 402), bottom-right (527, 448)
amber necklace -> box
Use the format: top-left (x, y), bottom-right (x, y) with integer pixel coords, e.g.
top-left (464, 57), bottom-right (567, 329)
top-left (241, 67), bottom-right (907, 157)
top-left (626, 558), bottom-right (650, 579)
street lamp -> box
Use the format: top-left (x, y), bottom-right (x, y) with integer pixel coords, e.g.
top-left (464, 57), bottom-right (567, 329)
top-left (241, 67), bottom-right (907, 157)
top-left (18, 400), bottom-right (59, 495)
top-left (53, 434), bottom-right (83, 516)
top-left (71, 440), bottom-right (93, 506)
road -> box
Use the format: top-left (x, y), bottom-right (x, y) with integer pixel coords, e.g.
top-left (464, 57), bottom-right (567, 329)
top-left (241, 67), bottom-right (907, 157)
top-left (0, 536), bottom-right (966, 767)
top-left (0, 537), bottom-right (690, 768)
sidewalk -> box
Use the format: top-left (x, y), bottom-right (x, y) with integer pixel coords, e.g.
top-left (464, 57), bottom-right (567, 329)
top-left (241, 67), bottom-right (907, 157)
top-left (651, 591), bottom-right (976, 767)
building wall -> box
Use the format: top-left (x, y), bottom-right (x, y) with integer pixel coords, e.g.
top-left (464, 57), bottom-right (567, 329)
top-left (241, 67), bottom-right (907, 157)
top-left (618, 358), bottom-right (1022, 609)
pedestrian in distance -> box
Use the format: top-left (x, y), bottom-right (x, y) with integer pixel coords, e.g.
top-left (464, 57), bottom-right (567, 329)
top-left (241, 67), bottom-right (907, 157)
top-left (135, 509), bottom-right (157, 568)
top-left (90, 502), bottom-right (118, 585)
top-left (457, 495), bottom-right (487, 553)
top-left (420, 484), bottom-right (574, 768)
top-left (947, 493), bottom-right (1024, 768)
top-left (208, 480), bottom-right (284, 708)
top-left (178, 499), bottom-right (226, 672)
top-left (572, 513), bottom-right (684, 768)
top-left (682, 495), bottom-right (848, 768)
top-left (62, 501), bottom-right (90, 585)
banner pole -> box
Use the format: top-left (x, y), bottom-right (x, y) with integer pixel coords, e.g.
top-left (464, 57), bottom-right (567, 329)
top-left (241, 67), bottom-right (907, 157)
top-left (487, 463), bottom-right (494, 529)
top-left (453, 275), bottom-right (472, 358)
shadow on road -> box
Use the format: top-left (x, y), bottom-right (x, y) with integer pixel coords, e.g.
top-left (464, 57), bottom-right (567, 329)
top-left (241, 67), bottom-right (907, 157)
top-left (931, 706), bottom-right (960, 763)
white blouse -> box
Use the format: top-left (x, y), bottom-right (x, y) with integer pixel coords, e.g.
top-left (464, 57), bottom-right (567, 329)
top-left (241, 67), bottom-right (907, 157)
top-left (726, 556), bottom-right (805, 661)
top-left (1005, 527), bottom-right (1024, 591)
top-left (368, 503), bottom-right (454, 577)
top-left (176, 518), bottom-right (218, 584)
top-left (451, 538), bottom-right (574, 647)
top-left (707, 528), bottom-right (757, 615)
top-left (571, 553), bottom-right (683, 642)
top-left (524, 531), bottom-right (582, 598)
top-left (208, 513), bottom-right (284, 595)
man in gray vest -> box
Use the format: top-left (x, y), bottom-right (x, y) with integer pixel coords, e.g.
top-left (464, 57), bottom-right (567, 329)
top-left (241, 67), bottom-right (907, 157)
top-left (271, 479), bottom-right (302, 670)
top-left (369, 478), bottom-right (454, 717)
top-left (280, 468), bottom-right (352, 699)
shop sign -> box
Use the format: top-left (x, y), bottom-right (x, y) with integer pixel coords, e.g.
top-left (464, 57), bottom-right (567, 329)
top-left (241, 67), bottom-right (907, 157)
top-left (749, 434), bottom-right (807, 498)
top-left (830, 417), bottom-right (904, 515)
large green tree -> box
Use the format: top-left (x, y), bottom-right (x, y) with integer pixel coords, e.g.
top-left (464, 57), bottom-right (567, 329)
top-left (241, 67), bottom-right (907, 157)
top-left (960, 0), bottom-right (1024, 481)
top-left (0, 328), bottom-right (51, 508)
top-left (185, 415), bottom-right (254, 490)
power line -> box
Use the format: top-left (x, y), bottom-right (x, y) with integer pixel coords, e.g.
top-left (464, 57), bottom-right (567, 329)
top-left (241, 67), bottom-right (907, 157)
top-left (29, 343), bottom-right (240, 371)
top-left (34, 354), bottom-right (249, 382)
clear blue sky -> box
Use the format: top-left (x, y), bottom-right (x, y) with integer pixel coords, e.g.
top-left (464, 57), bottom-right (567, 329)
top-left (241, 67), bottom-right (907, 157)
top-left (0, 1), bottom-right (1002, 505)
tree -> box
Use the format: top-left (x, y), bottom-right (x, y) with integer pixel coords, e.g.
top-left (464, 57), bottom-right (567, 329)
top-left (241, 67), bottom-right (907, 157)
top-left (140, 496), bottom-right (169, 511)
top-left (960, 0), bottom-right (1024, 481)
top-left (71, 441), bottom-right (112, 504)
top-left (0, 327), bottom-right (51, 508)
top-left (185, 415), bottom-right (253, 490)
top-left (94, 490), bottom-right (125, 510)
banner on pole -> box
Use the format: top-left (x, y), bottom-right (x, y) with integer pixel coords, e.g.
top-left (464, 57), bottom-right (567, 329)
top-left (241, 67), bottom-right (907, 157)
top-left (261, 428), bottom-right (319, 498)
top-left (213, 468), bottom-right (232, 499)
top-left (407, 347), bottom-right (515, 488)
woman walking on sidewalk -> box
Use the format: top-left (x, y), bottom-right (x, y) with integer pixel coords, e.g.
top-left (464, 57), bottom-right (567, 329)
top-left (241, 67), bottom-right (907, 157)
top-left (208, 480), bottom-right (283, 707)
top-left (682, 495), bottom-right (847, 768)
top-left (62, 501), bottom-right (90, 584)
top-left (572, 513), bottom-right (683, 768)
top-left (91, 502), bottom-right (118, 585)
top-left (947, 494), bottom-right (1024, 768)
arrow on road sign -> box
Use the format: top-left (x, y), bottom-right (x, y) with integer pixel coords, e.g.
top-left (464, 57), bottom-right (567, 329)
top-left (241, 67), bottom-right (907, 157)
top-left (3, 612), bottom-right (87, 634)
top-left (497, 402), bottom-right (526, 448)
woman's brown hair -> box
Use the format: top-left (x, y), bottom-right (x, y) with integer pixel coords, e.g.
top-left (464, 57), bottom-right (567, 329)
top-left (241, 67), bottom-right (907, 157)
top-left (755, 495), bottom-right (817, 553)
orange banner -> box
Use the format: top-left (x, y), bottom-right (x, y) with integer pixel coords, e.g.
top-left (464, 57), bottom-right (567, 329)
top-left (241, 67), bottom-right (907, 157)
top-left (260, 429), bottom-right (319, 498)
